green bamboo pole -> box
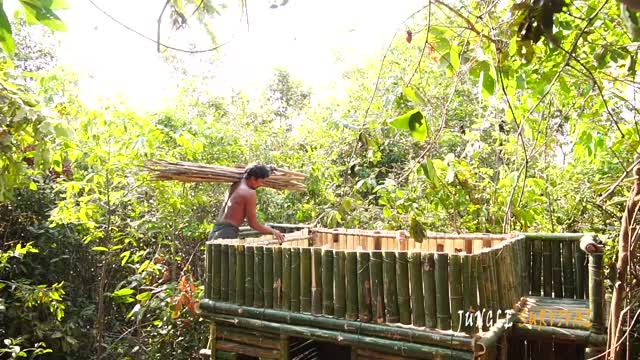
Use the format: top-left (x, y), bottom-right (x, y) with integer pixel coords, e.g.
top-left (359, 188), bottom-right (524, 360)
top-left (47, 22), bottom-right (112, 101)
top-left (346, 251), bottom-right (358, 320)
top-left (562, 240), bottom-right (575, 299)
top-left (552, 240), bottom-right (563, 298)
top-left (449, 254), bottom-right (463, 332)
top-left (282, 247), bottom-right (291, 310)
top-left (370, 251), bottom-right (385, 323)
top-left (206, 242), bottom-right (213, 299)
top-left (525, 237), bottom-right (531, 296)
top-left (589, 253), bottom-right (605, 332)
top-left (506, 242), bottom-right (517, 306)
top-left (300, 247), bottom-right (312, 313)
top-left (383, 251), bottom-right (399, 323)
top-left (575, 246), bottom-right (586, 300)
top-left (322, 249), bottom-right (334, 316)
top-left (435, 252), bottom-right (451, 330)
top-left (212, 243), bottom-right (222, 301)
top-left (279, 334), bottom-right (289, 360)
top-left (519, 239), bottom-right (528, 297)
top-left (228, 245), bottom-right (236, 303)
top-left (512, 325), bottom-right (607, 346)
top-left (200, 300), bottom-right (475, 351)
top-left (520, 233), bottom-right (589, 241)
top-left (422, 253), bottom-right (437, 329)
top-left (263, 246), bottom-right (274, 309)
top-left (273, 247), bottom-right (283, 309)
top-left (488, 250), bottom-right (500, 313)
top-left (476, 253), bottom-right (487, 314)
top-left (530, 240), bottom-right (542, 296)
top-left (254, 246), bottom-right (264, 308)
top-left (493, 248), bottom-right (505, 311)
top-left (235, 244), bottom-right (245, 306)
top-left (334, 250), bottom-right (346, 318)
top-left (312, 247), bottom-right (323, 315)
top-left (396, 251), bottom-right (411, 325)
top-left (357, 251), bottom-right (372, 322)
top-left (542, 240), bottom-right (552, 297)
top-left (469, 255), bottom-right (478, 310)
top-left (245, 245), bottom-right (254, 306)
top-left (221, 244), bottom-right (229, 302)
top-left (291, 248), bottom-right (301, 312)
top-left (409, 252), bottom-right (425, 327)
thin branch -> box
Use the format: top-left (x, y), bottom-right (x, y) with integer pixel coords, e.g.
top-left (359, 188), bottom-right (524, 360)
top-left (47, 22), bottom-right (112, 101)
top-left (191, 0), bottom-right (205, 16)
top-left (431, 0), bottom-right (499, 44)
top-left (405, 1), bottom-right (431, 86)
top-left (157, 0), bottom-right (171, 53)
top-left (598, 158), bottom-right (640, 204)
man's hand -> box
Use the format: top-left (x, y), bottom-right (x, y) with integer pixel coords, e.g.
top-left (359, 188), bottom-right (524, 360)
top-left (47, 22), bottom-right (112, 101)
top-left (272, 229), bottom-right (285, 244)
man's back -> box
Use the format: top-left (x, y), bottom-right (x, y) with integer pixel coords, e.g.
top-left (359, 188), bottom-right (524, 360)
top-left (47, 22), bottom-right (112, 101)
top-left (220, 181), bottom-right (254, 227)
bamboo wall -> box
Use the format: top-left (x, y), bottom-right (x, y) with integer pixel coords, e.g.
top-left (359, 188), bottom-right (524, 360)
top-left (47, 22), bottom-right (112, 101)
top-left (205, 232), bottom-right (529, 334)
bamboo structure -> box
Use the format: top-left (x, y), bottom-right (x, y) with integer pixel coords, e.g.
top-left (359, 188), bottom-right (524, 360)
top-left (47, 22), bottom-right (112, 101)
top-left (300, 248), bottom-right (311, 313)
top-left (422, 253), bottom-right (437, 329)
top-left (212, 243), bottom-right (222, 300)
top-left (334, 250), bottom-right (346, 318)
top-left (282, 247), bottom-right (291, 311)
top-left (382, 251), bottom-right (399, 323)
top-left (273, 247), bottom-right (283, 309)
top-left (263, 246), bottom-right (274, 309)
top-left (396, 251), bottom-right (411, 325)
top-left (221, 244), bottom-right (230, 302)
top-left (409, 252), bottom-right (425, 327)
top-left (370, 251), bottom-right (385, 323)
top-left (357, 251), bottom-right (372, 322)
top-left (562, 240), bottom-right (575, 298)
top-left (290, 248), bottom-right (301, 313)
top-left (346, 251), bottom-right (358, 321)
top-left (311, 247), bottom-right (323, 315)
top-left (322, 249), bottom-right (334, 316)
top-left (435, 253), bottom-right (451, 330)
top-left (244, 245), bottom-right (254, 306)
top-left (235, 245), bottom-right (245, 305)
top-left (449, 254), bottom-right (463, 332)
top-left (228, 245), bottom-right (236, 303)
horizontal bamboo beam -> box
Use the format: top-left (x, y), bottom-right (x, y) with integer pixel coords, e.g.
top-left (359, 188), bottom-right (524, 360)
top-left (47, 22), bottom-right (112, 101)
top-left (520, 233), bottom-right (593, 242)
top-left (311, 228), bottom-right (514, 241)
top-left (200, 300), bottom-right (474, 351)
top-left (511, 325), bottom-right (607, 346)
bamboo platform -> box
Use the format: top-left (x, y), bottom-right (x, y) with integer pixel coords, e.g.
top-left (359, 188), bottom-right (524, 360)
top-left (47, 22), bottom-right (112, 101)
top-left (199, 227), bottom-right (607, 360)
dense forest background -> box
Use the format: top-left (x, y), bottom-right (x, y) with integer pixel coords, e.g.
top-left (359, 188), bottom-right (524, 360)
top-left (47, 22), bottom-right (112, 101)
top-left (1, 0), bottom-right (640, 359)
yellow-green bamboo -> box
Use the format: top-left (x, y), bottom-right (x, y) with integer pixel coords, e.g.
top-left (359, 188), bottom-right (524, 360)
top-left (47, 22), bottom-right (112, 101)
top-left (552, 240), bottom-right (563, 298)
top-left (562, 240), bottom-right (575, 298)
top-left (357, 251), bottom-right (372, 322)
top-left (206, 242), bottom-right (213, 299)
top-left (542, 240), bottom-right (552, 297)
top-left (396, 251), bottom-right (411, 325)
top-left (263, 246), bottom-right (274, 309)
top-left (254, 246), bottom-right (264, 307)
top-left (449, 254), bottom-right (463, 332)
top-left (244, 245), bottom-right (254, 306)
top-left (422, 253), bottom-right (437, 329)
top-left (370, 251), bottom-right (385, 323)
top-left (311, 247), bottom-right (323, 315)
top-left (334, 250), bottom-right (346, 318)
top-left (525, 237), bottom-right (532, 296)
top-left (575, 246), bottom-right (586, 300)
top-left (589, 253), bottom-right (604, 332)
top-left (346, 251), bottom-right (358, 320)
top-left (488, 251), bottom-right (500, 313)
top-left (221, 244), bottom-right (229, 302)
top-left (383, 251), bottom-right (399, 323)
top-left (435, 252), bottom-right (451, 330)
top-left (476, 253), bottom-right (487, 314)
top-left (290, 248), bottom-right (301, 312)
top-left (273, 247), bottom-right (283, 309)
top-left (300, 247), bottom-right (312, 313)
top-left (282, 247), bottom-right (291, 310)
top-left (322, 249), bottom-right (334, 316)
top-left (212, 243), bottom-right (222, 301)
top-left (235, 245), bottom-right (245, 305)
top-left (409, 252), bottom-right (425, 327)
top-left (228, 245), bottom-right (236, 303)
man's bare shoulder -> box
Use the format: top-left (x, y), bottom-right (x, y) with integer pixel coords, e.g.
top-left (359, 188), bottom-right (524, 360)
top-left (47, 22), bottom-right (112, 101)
top-left (233, 183), bottom-right (256, 199)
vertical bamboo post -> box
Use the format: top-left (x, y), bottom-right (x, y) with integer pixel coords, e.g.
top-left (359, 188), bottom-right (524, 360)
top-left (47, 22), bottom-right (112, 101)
top-left (263, 246), bottom-right (274, 309)
top-left (312, 247), bottom-right (323, 315)
top-left (476, 253), bottom-right (487, 315)
top-left (542, 240), bottom-right (552, 297)
top-left (435, 252), bottom-right (451, 330)
top-left (396, 251), bottom-right (411, 325)
top-left (519, 239), bottom-right (528, 297)
top-left (290, 248), bottom-right (301, 312)
top-left (422, 253), bottom-right (437, 329)
top-left (462, 254), bottom-right (475, 333)
top-left (449, 254), bottom-right (463, 332)
top-left (322, 249), bottom-right (334, 316)
top-left (409, 252), bottom-right (425, 327)
top-left (273, 247), bottom-right (283, 309)
top-left (589, 253), bottom-right (604, 332)
top-left (228, 245), bottom-right (236, 303)
top-left (206, 242), bottom-right (213, 299)
top-left (575, 246), bottom-right (586, 300)
top-left (212, 243), bottom-right (222, 301)
top-left (334, 250), bottom-right (346, 318)
top-left (488, 250), bottom-right (500, 313)
top-left (254, 246), bottom-right (264, 308)
top-left (561, 240), bottom-right (575, 298)
top-left (383, 251), bottom-right (399, 323)
top-left (469, 255), bottom-right (478, 310)
top-left (525, 237), bottom-right (531, 296)
top-left (221, 244), bottom-right (229, 302)
top-left (505, 242), bottom-right (517, 307)
top-left (370, 251), bottom-right (385, 323)
top-left (235, 245), bottom-right (245, 305)
top-left (244, 245), bottom-right (254, 306)
top-left (551, 240), bottom-right (563, 298)
top-left (531, 240), bottom-right (542, 296)
top-left (300, 247), bottom-right (312, 313)
top-left (357, 251), bottom-right (372, 322)
top-left (346, 251), bottom-right (359, 320)
top-left (282, 247), bottom-right (291, 310)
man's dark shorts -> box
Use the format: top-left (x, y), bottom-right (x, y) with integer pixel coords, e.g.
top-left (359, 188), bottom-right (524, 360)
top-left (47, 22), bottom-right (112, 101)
top-left (208, 223), bottom-right (240, 241)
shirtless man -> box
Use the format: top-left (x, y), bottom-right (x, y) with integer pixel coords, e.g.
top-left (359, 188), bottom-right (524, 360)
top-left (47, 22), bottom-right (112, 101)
top-left (208, 164), bottom-right (285, 242)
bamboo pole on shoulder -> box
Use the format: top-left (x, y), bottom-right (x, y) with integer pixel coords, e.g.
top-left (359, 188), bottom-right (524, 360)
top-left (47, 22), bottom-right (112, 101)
top-left (334, 250), bottom-right (346, 318)
top-left (244, 245), bottom-right (254, 306)
top-left (422, 253), bottom-right (437, 329)
top-left (383, 251), bottom-right (399, 323)
top-left (290, 247), bottom-right (301, 312)
top-left (346, 251), bottom-right (359, 320)
top-left (562, 240), bottom-right (575, 298)
top-left (235, 245), bottom-right (245, 305)
top-left (300, 247), bottom-right (311, 313)
top-left (221, 244), bottom-right (230, 302)
top-left (542, 240), bottom-right (552, 297)
top-left (273, 247), bottom-right (283, 309)
top-left (228, 245), bottom-right (236, 303)
top-left (409, 252), bottom-right (425, 327)
top-left (312, 247), bottom-right (323, 315)
top-left (254, 246), bottom-right (264, 308)
top-left (551, 240), bottom-right (563, 298)
top-left (263, 247), bottom-right (274, 309)
top-left (396, 251), bottom-right (411, 325)
top-left (357, 251), bottom-right (372, 322)
top-left (212, 243), bottom-right (222, 301)
top-left (435, 252), bottom-right (451, 330)
top-left (449, 254), bottom-right (463, 332)
top-left (322, 249), bottom-right (334, 316)
top-left (370, 251), bottom-right (385, 323)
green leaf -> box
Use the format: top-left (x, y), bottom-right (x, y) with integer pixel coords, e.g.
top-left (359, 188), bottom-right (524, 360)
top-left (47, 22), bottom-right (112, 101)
top-left (402, 87), bottom-right (426, 105)
top-left (479, 68), bottom-right (495, 97)
top-left (29, 182), bottom-right (37, 190)
top-left (112, 288), bottom-right (135, 297)
top-left (136, 291), bottom-right (152, 302)
top-left (0, 6), bottom-right (15, 54)
top-left (91, 246), bottom-right (109, 251)
top-left (19, 0), bottom-right (67, 32)
top-left (389, 109), bottom-right (428, 141)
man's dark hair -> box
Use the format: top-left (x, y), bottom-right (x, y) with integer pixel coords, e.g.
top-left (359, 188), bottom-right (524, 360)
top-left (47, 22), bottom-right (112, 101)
top-left (244, 164), bottom-right (273, 180)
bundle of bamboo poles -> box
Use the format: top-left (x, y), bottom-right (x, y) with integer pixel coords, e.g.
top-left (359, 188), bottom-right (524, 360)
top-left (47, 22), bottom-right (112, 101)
top-left (143, 160), bottom-right (306, 191)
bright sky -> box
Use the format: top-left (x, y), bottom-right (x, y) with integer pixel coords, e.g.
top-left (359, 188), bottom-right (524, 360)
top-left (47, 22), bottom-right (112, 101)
top-left (54, 0), bottom-right (423, 111)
